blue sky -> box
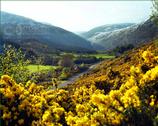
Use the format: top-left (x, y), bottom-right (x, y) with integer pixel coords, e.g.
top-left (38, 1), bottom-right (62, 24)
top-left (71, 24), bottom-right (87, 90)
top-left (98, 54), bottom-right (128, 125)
top-left (1, 1), bottom-right (152, 32)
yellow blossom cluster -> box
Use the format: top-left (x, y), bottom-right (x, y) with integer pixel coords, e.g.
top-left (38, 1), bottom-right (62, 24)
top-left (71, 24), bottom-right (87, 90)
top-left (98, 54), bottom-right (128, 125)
top-left (142, 50), bottom-right (155, 63)
top-left (0, 75), bottom-right (67, 125)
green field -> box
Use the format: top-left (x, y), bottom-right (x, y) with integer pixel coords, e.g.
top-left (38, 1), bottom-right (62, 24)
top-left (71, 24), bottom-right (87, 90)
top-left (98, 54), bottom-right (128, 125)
top-left (61, 52), bottom-right (115, 59)
top-left (86, 54), bottom-right (115, 59)
top-left (27, 65), bottom-right (58, 73)
top-left (27, 53), bottom-right (114, 73)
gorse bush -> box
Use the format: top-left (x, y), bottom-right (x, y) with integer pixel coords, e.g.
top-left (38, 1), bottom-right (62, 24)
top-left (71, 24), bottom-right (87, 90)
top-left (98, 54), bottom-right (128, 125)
top-left (0, 76), bottom-right (68, 126)
top-left (0, 42), bottom-right (158, 126)
top-left (0, 45), bottom-right (30, 83)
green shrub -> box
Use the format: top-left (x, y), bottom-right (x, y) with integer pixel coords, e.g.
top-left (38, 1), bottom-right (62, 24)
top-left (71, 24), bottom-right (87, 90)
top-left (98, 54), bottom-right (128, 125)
top-left (0, 45), bottom-right (30, 83)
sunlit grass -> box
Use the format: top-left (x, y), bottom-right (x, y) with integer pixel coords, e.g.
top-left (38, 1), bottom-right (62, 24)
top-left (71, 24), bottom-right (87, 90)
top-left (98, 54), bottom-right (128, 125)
top-left (27, 64), bottom-right (58, 73)
top-left (87, 54), bottom-right (115, 59)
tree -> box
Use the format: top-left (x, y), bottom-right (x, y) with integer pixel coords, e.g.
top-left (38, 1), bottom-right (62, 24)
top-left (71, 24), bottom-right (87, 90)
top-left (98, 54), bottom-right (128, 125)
top-left (151, 0), bottom-right (158, 24)
top-left (0, 45), bottom-right (30, 83)
top-left (58, 54), bottom-right (74, 68)
top-left (36, 56), bottom-right (44, 73)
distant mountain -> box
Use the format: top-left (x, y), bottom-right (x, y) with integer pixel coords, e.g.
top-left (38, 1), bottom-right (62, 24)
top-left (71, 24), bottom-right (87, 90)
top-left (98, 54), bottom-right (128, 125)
top-left (0, 11), bottom-right (94, 53)
top-left (81, 20), bottom-right (158, 51)
top-left (80, 23), bottom-right (135, 39)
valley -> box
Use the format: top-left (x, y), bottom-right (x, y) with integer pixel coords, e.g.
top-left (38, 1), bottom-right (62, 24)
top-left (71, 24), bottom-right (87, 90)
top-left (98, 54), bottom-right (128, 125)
top-left (0, 1), bottom-right (158, 125)
top-left (25, 52), bottom-right (114, 87)
top-left (1, 40), bottom-right (158, 126)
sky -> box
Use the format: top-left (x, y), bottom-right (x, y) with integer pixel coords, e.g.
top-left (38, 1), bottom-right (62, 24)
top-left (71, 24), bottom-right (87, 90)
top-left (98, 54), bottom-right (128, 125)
top-left (1, 1), bottom-right (153, 32)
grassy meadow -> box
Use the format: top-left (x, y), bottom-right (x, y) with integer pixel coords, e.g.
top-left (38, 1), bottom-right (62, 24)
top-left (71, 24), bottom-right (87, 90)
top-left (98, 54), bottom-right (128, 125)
top-left (27, 65), bottom-right (58, 73)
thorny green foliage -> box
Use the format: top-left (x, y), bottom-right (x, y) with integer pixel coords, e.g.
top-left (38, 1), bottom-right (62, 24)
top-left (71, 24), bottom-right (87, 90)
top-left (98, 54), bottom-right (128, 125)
top-left (0, 45), bottom-right (30, 83)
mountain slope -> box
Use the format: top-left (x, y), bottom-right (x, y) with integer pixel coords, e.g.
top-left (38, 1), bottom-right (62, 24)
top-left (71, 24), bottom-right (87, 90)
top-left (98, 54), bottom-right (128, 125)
top-left (83, 20), bottom-right (158, 51)
top-left (62, 40), bottom-right (158, 125)
top-left (69, 40), bottom-right (158, 89)
top-left (0, 11), bottom-right (94, 52)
